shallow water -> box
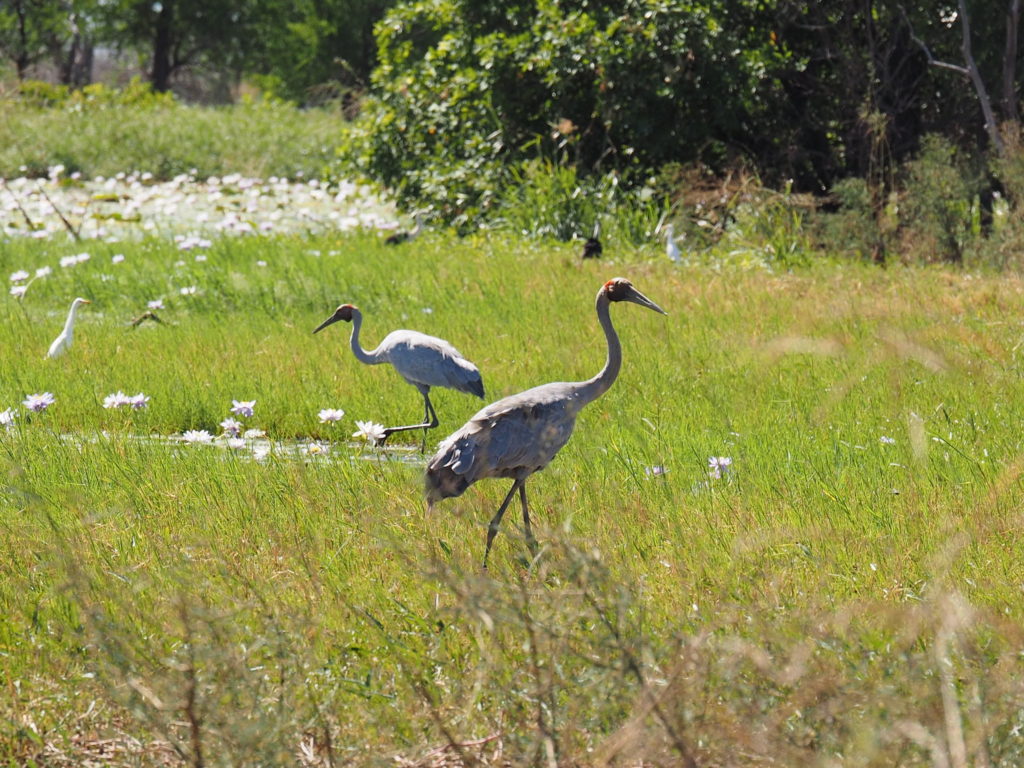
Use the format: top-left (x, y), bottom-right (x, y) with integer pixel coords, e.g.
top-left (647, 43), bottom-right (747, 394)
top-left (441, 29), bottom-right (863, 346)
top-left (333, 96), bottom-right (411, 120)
top-left (52, 430), bottom-right (428, 467)
top-left (1, 172), bottom-right (400, 243)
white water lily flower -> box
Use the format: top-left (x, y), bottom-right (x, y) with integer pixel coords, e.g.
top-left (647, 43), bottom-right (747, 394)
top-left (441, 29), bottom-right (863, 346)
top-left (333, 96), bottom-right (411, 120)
top-left (318, 408), bottom-right (345, 423)
top-left (352, 420), bottom-right (386, 444)
top-left (103, 391), bottom-right (131, 409)
top-left (182, 429), bottom-right (213, 443)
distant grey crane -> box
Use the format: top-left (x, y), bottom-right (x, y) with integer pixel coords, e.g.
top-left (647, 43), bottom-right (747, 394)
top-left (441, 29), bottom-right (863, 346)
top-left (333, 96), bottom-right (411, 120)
top-left (425, 278), bottom-right (666, 567)
top-left (46, 297), bottom-right (90, 358)
top-left (384, 213), bottom-right (424, 245)
top-left (314, 303), bottom-right (484, 449)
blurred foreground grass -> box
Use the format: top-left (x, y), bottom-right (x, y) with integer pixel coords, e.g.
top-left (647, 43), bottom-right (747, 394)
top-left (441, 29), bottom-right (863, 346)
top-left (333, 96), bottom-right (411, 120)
top-left (2, 232), bottom-right (1024, 765)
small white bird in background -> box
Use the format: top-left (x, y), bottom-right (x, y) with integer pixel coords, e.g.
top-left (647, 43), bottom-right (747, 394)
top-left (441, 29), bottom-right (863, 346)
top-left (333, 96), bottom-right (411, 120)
top-left (47, 297), bottom-right (91, 358)
top-left (664, 223), bottom-right (682, 263)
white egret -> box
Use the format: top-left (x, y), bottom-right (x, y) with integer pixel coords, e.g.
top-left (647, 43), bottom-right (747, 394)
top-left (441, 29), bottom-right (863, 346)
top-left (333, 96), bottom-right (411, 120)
top-left (46, 297), bottom-right (91, 359)
top-left (664, 223), bottom-right (682, 263)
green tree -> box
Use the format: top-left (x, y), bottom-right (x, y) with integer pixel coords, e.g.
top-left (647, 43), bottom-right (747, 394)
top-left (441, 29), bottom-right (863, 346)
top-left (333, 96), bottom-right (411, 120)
top-left (0, 0), bottom-right (66, 78)
top-left (247, 0), bottom-right (395, 102)
top-left (97, 0), bottom-right (264, 92)
top-left (353, 0), bottom-right (785, 218)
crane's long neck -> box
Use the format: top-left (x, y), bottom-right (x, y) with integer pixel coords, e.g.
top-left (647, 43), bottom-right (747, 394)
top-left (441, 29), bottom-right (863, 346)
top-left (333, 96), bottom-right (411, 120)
top-left (349, 309), bottom-right (384, 365)
top-left (573, 293), bottom-right (620, 408)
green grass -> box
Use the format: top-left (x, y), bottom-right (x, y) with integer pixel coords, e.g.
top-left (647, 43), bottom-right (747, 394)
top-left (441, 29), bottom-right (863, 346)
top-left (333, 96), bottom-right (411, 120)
top-left (2, 231), bottom-right (1024, 765)
top-left (0, 100), bottom-right (342, 180)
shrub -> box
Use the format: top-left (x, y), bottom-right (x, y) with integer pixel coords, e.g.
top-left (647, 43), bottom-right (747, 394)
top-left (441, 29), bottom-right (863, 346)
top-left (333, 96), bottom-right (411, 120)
top-left (898, 134), bottom-right (980, 263)
top-left (496, 160), bottom-right (665, 246)
top-left (344, 0), bottom-right (784, 224)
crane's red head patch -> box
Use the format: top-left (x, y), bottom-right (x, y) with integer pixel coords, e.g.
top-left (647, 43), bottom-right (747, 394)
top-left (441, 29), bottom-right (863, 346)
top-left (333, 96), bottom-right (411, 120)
top-left (603, 277), bottom-right (633, 301)
top-left (336, 304), bottom-right (356, 322)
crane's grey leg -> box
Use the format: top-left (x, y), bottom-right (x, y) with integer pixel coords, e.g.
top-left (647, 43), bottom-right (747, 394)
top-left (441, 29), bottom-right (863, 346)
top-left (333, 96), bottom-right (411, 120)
top-left (519, 482), bottom-right (538, 557)
top-left (484, 479), bottom-right (523, 569)
top-left (382, 389), bottom-right (439, 451)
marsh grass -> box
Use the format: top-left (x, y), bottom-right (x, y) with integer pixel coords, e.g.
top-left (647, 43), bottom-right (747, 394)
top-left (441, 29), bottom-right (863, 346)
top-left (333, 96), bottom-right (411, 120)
top-left (2, 231), bottom-right (1024, 764)
top-left (0, 100), bottom-right (342, 180)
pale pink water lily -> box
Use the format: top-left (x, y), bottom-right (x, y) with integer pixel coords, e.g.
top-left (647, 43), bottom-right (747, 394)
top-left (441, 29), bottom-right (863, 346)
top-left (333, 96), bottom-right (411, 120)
top-left (103, 391), bottom-right (132, 409)
top-left (352, 420), bottom-right (386, 444)
top-left (9, 270), bottom-right (29, 282)
top-left (220, 417), bottom-right (243, 436)
top-left (23, 392), bottom-right (55, 412)
top-left (9, 285), bottom-right (27, 298)
top-left (182, 429), bottom-right (213, 443)
top-left (128, 393), bottom-right (150, 409)
top-left (230, 400), bottom-right (255, 418)
top-left (708, 456), bottom-right (733, 480)
top-left (318, 408), bottom-right (345, 423)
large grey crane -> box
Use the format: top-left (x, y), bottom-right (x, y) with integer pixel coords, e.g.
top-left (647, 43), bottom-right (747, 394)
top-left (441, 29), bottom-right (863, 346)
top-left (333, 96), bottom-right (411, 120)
top-left (314, 303), bottom-right (484, 449)
top-left (425, 278), bottom-right (666, 567)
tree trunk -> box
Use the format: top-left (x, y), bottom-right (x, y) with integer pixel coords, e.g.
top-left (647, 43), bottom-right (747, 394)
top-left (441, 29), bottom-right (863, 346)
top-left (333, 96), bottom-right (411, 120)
top-left (151, 0), bottom-right (175, 92)
top-left (58, 32), bottom-right (81, 85)
top-left (14, 0), bottom-right (29, 79)
top-left (1003, 0), bottom-right (1021, 122)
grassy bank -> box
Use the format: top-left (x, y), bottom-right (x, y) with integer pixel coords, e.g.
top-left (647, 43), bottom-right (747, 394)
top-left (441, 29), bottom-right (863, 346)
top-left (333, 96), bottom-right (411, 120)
top-left (0, 96), bottom-right (341, 180)
top-left (1, 231), bottom-right (1024, 764)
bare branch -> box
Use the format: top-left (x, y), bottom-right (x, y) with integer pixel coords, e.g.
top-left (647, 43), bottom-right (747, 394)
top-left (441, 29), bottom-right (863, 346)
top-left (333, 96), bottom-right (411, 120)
top-left (0, 179), bottom-right (37, 231)
top-left (35, 183), bottom-right (82, 241)
top-left (900, 6), bottom-right (970, 75)
top-left (958, 0), bottom-right (1004, 153)
top-left (900, 3), bottom-right (1005, 154)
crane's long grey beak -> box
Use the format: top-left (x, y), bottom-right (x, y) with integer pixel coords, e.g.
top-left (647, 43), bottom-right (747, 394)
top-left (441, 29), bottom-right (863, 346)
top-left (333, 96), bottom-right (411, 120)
top-left (626, 286), bottom-right (667, 315)
top-left (313, 314), bottom-right (341, 334)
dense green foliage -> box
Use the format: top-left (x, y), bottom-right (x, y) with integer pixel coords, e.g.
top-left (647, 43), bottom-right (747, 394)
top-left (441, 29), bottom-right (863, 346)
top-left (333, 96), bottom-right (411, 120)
top-left (350, 0), bottom-right (1016, 194)
top-left (0, 0), bottom-right (394, 99)
top-left (348, 0), bottom-right (783, 219)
